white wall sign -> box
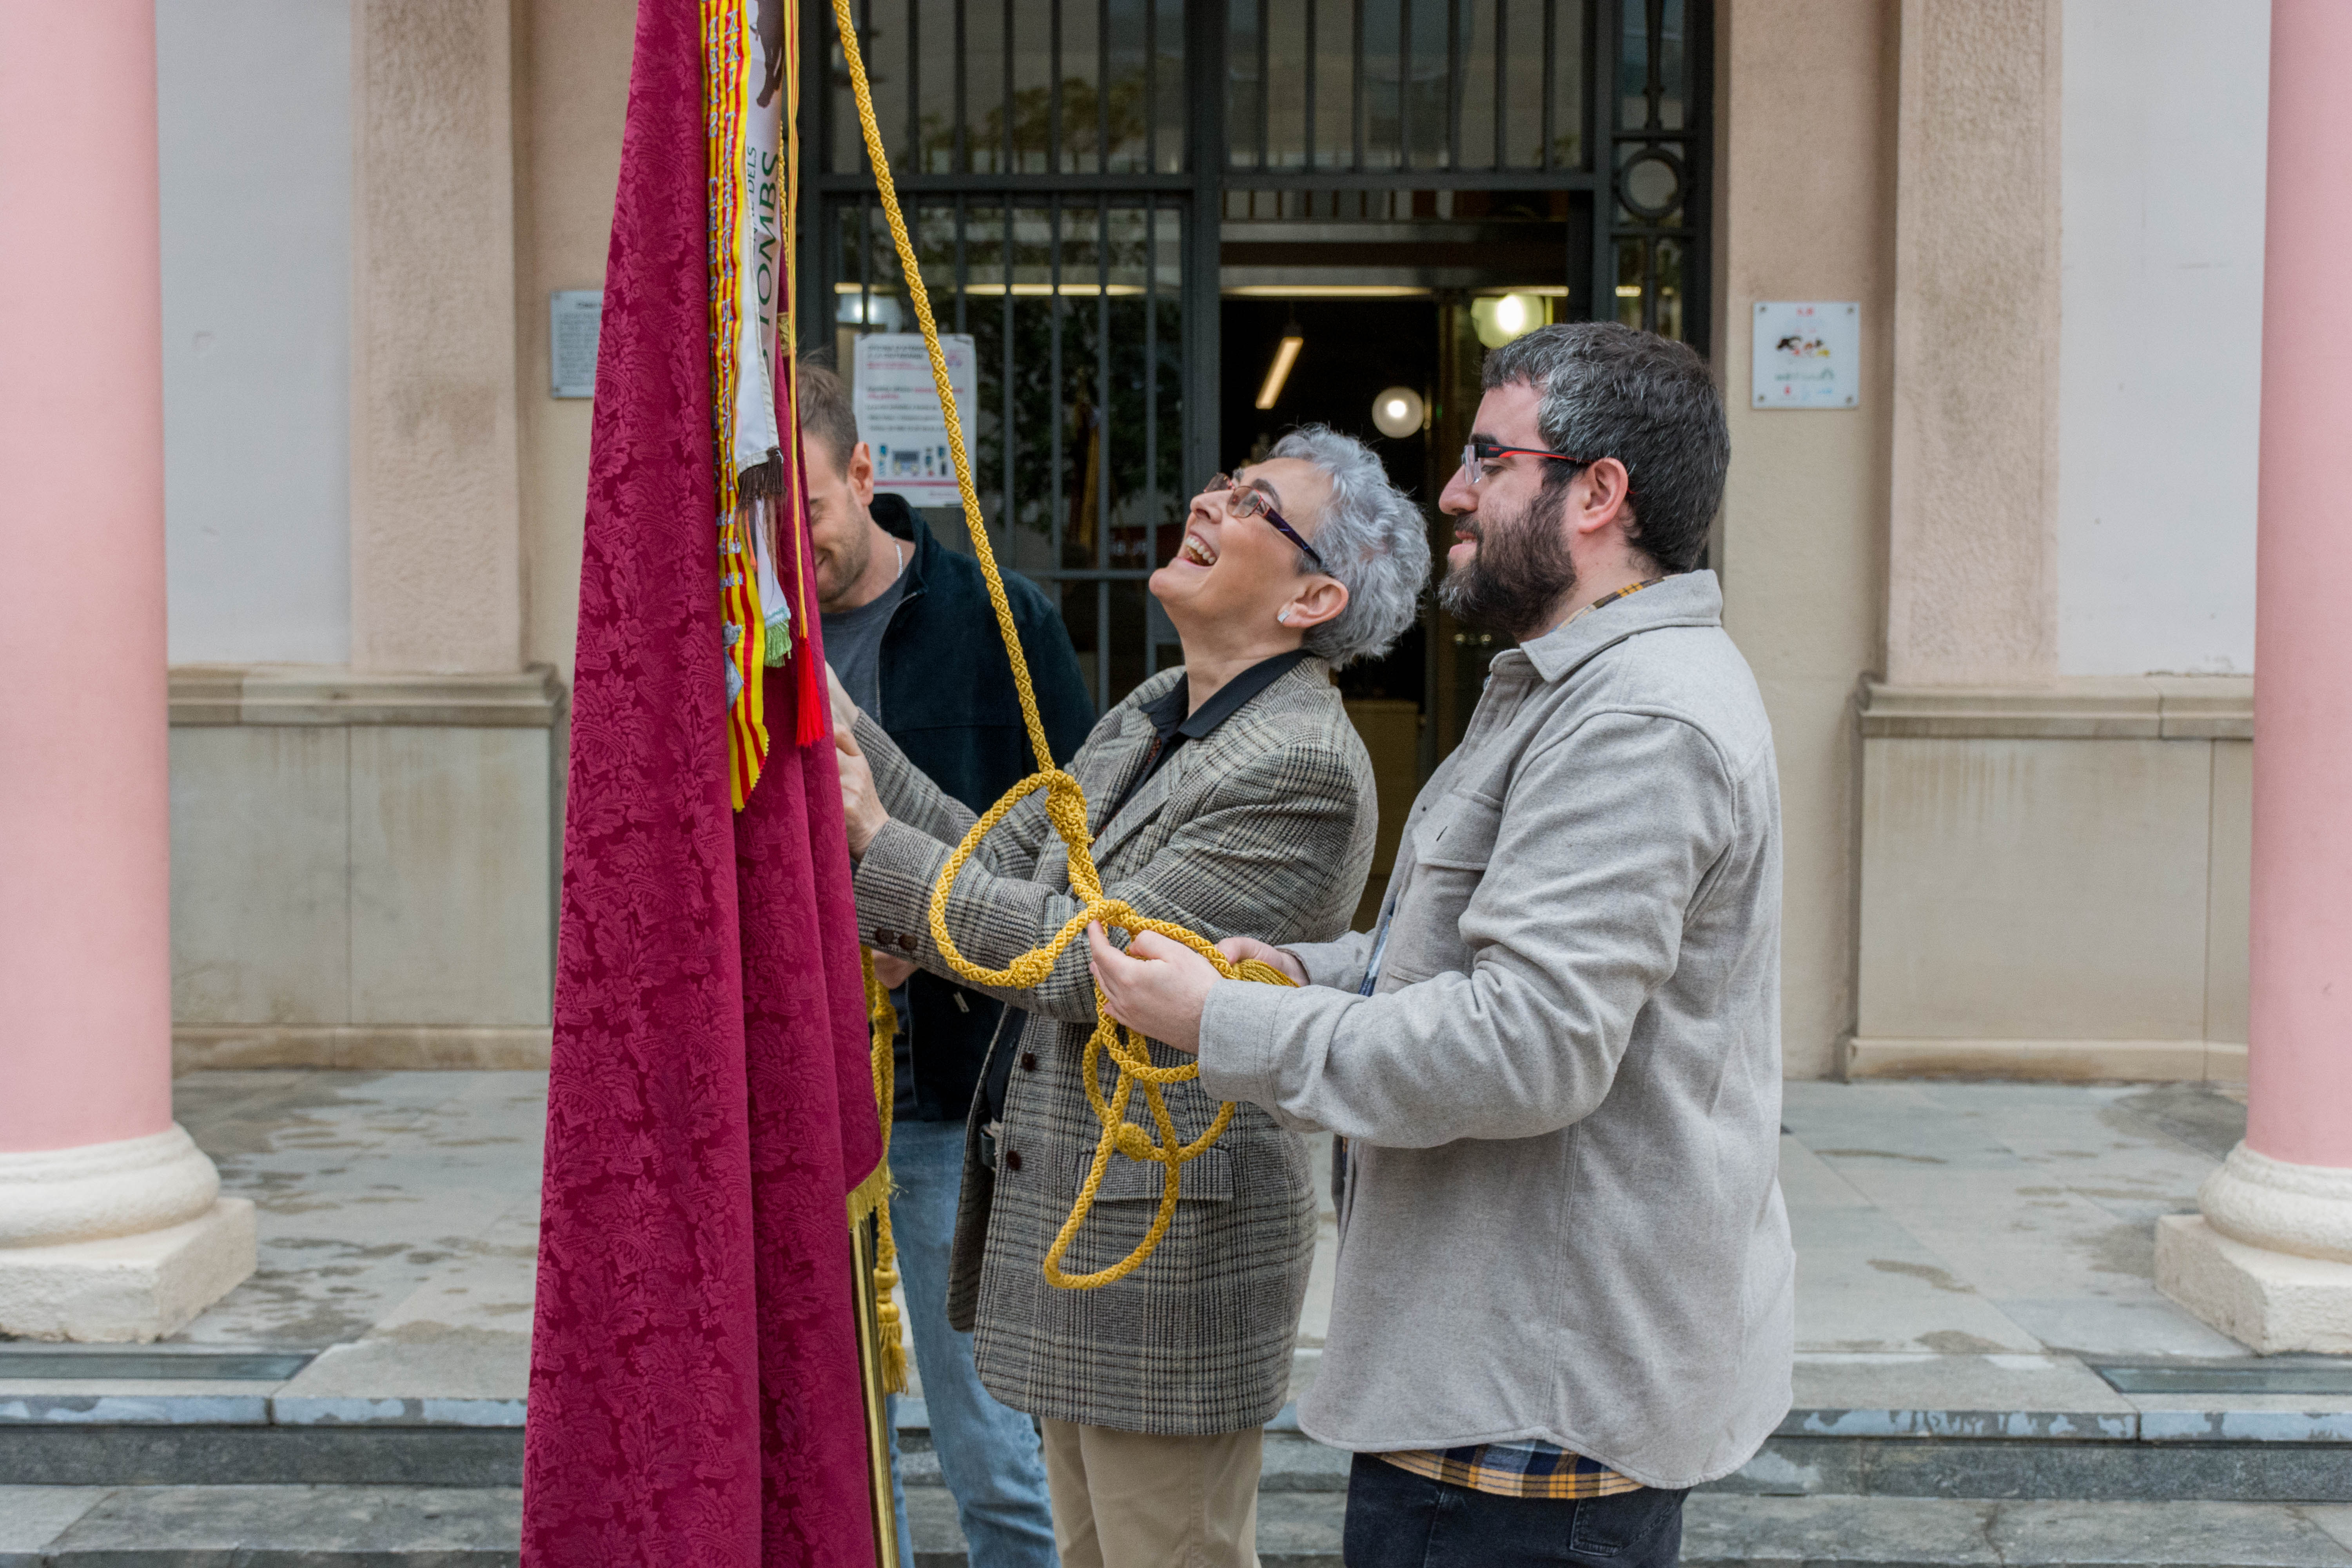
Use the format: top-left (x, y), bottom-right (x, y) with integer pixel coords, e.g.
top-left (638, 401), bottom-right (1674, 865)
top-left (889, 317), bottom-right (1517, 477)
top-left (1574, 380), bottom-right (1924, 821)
top-left (1751, 301), bottom-right (1858, 409)
top-left (550, 290), bottom-right (603, 398)
top-left (853, 332), bottom-right (978, 505)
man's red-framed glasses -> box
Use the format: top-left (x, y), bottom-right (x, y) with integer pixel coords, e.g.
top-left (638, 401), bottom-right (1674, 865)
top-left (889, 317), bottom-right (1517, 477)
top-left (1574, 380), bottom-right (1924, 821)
top-left (1459, 439), bottom-right (1596, 485)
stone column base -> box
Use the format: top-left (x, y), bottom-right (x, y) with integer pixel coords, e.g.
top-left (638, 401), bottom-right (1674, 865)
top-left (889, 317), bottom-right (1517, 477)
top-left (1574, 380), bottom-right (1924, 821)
top-left (0, 1198), bottom-right (257, 1342)
top-left (2154, 1213), bottom-right (2352, 1354)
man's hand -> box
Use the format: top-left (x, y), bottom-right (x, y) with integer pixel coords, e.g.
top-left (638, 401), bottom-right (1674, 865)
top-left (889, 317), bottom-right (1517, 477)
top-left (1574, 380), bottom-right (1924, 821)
top-left (836, 721), bottom-right (889, 857)
top-left (1087, 924), bottom-right (1222, 1054)
top-left (1214, 935), bottom-right (1307, 986)
top-left (755, 0), bottom-right (786, 106)
top-left (869, 948), bottom-right (916, 989)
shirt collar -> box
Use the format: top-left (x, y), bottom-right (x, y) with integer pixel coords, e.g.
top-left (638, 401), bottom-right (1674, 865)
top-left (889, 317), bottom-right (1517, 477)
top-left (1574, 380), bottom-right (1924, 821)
top-left (1515, 569), bottom-right (1724, 683)
top-left (1141, 649), bottom-right (1310, 742)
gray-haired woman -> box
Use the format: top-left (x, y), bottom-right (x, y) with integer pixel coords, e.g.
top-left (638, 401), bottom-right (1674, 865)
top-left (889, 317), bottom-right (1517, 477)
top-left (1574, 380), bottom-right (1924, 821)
top-left (831, 425), bottom-right (1428, 1568)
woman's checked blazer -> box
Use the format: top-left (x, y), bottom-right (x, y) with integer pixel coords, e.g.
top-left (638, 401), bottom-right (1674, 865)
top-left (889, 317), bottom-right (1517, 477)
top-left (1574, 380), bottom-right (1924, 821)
top-left (846, 656), bottom-right (1378, 1435)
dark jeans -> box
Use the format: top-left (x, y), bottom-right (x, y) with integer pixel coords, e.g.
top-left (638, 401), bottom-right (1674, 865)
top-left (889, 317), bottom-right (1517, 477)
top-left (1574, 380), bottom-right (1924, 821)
top-left (1342, 1454), bottom-right (1688, 1568)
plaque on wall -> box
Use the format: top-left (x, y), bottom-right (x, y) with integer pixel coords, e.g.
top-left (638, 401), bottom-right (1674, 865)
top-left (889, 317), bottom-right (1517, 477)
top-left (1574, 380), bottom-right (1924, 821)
top-left (550, 290), bottom-right (603, 399)
top-left (1751, 301), bottom-right (1858, 409)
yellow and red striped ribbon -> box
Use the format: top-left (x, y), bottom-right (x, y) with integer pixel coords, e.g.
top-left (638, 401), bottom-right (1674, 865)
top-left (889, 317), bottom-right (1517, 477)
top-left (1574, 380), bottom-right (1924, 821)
top-left (705, 0), bottom-right (769, 807)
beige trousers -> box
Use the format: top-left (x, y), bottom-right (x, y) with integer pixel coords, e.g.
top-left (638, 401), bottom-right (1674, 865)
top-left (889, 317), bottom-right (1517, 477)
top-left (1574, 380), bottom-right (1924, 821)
top-left (1040, 1418), bottom-right (1263, 1568)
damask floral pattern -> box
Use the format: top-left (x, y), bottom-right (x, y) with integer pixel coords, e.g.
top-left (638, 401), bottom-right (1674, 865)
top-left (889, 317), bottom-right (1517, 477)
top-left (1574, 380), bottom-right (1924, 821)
top-left (520, 4), bottom-right (882, 1562)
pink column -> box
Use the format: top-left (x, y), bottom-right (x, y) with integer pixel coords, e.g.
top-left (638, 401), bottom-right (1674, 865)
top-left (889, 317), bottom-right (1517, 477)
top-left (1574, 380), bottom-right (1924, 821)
top-left (0, 3), bottom-right (254, 1342)
top-left (2160, 0), bottom-right (2352, 1345)
top-left (2247, 0), bottom-right (2352, 1176)
top-left (0, 3), bottom-right (175, 1152)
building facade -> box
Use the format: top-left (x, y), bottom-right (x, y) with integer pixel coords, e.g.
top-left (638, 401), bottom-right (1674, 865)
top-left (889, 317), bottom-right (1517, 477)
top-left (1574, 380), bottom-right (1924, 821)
top-left (146, 0), bottom-right (2270, 1087)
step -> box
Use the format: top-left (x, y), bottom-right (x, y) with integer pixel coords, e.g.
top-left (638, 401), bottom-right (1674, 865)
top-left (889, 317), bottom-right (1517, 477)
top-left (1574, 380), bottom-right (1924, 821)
top-left (914, 1492), bottom-right (2352, 1568)
top-left (0, 1485), bottom-right (521, 1566)
top-left (13, 1345), bottom-right (2352, 1499)
top-left (10, 1487), bottom-right (2351, 1567)
top-left (18, 1416), bottom-right (2349, 1504)
top-left (1677, 1497), bottom-right (2352, 1568)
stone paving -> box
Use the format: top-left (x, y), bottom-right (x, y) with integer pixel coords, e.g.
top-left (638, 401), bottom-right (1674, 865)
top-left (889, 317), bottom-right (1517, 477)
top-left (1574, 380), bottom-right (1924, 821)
top-left (124, 1073), bottom-right (2276, 1403)
top-left (1780, 1079), bottom-right (2251, 1363)
top-left (0, 1073), bottom-right (2320, 1422)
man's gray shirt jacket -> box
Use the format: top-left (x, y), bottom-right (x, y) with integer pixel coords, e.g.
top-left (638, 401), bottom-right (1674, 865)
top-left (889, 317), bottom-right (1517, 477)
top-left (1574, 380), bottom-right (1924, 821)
top-left (1197, 570), bottom-right (1795, 1491)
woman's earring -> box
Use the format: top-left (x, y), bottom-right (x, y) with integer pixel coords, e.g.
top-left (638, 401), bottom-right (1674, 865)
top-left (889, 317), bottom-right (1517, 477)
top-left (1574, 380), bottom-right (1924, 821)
top-left (1277, 609), bottom-right (1292, 624)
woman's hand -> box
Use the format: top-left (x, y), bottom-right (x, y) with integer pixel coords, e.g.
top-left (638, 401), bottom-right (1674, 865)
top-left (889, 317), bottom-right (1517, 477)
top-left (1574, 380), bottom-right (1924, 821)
top-left (1087, 924), bottom-right (1223, 1054)
top-left (1214, 936), bottom-right (1307, 986)
top-left (869, 948), bottom-right (917, 989)
top-left (836, 721), bottom-right (889, 858)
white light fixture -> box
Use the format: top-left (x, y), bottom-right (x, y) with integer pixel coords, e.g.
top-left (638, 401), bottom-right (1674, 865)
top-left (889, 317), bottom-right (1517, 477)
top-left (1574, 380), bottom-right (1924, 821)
top-left (1371, 385), bottom-right (1425, 439)
top-left (1470, 292), bottom-right (1546, 349)
top-left (1256, 335), bottom-right (1304, 410)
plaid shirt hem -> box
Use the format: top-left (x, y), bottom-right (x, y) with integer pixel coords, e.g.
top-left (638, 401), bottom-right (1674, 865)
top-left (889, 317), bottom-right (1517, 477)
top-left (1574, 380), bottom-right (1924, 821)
top-left (1377, 1442), bottom-right (1648, 1501)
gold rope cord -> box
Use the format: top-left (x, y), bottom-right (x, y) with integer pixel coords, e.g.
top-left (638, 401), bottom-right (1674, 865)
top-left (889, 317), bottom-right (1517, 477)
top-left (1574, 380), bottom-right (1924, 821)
top-left (829, 0), bottom-right (1296, 1291)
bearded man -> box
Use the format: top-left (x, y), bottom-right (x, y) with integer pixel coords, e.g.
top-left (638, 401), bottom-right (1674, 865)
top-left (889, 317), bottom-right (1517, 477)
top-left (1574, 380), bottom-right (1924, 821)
top-left (1087, 321), bottom-right (1793, 1568)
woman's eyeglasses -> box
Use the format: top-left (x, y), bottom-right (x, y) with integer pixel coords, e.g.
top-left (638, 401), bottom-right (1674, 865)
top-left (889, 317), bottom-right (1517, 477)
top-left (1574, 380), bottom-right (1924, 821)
top-left (1203, 473), bottom-right (1326, 571)
top-left (1458, 439), bottom-right (1596, 486)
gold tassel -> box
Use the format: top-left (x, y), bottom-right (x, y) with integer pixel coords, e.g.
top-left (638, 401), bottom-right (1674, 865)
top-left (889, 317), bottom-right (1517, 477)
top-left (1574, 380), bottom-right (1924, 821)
top-left (859, 949), bottom-right (909, 1395)
top-left (872, 1209), bottom-right (909, 1395)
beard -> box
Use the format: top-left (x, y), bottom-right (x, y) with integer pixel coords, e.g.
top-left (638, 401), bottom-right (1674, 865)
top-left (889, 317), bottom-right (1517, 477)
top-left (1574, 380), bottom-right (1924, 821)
top-left (813, 525), bottom-right (875, 614)
top-left (1436, 491), bottom-right (1577, 642)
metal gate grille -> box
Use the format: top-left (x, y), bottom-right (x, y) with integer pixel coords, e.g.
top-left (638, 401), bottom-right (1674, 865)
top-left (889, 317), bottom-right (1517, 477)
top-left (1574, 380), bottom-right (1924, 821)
top-left (825, 0), bottom-right (1189, 176)
top-left (805, 0), bottom-right (1707, 718)
top-left (1607, 0), bottom-right (1705, 341)
top-left (1225, 0), bottom-right (1591, 176)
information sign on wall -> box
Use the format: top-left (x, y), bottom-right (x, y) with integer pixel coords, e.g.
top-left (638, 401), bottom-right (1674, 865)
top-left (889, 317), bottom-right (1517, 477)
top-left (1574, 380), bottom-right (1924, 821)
top-left (852, 332), bottom-right (978, 506)
top-left (1751, 301), bottom-right (1858, 409)
top-left (550, 290), bottom-right (603, 399)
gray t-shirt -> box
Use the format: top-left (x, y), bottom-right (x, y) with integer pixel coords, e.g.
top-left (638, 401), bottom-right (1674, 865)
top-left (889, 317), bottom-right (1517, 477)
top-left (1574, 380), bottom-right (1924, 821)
top-left (821, 553), bottom-right (907, 724)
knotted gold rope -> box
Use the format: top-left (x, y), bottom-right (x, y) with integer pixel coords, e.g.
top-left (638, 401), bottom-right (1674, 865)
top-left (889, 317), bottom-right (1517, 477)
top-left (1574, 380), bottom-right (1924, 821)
top-left (829, 0), bottom-right (1294, 1290)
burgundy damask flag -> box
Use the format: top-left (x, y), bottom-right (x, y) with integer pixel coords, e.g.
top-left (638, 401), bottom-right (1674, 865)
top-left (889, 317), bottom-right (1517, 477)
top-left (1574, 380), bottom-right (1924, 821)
top-left (519, 1), bottom-right (883, 1562)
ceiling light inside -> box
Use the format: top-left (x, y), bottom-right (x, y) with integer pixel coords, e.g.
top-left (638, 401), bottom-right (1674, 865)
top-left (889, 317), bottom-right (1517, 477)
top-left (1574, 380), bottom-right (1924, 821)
top-left (1221, 285), bottom-right (1435, 298)
top-left (1256, 335), bottom-right (1304, 410)
top-left (1470, 292), bottom-right (1547, 349)
top-left (1372, 386), bottom-right (1425, 439)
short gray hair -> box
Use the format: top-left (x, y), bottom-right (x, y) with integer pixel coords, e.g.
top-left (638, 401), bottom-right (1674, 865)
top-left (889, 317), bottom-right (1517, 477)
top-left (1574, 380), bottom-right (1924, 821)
top-left (1480, 322), bottom-right (1728, 572)
top-left (1270, 425), bottom-right (1430, 667)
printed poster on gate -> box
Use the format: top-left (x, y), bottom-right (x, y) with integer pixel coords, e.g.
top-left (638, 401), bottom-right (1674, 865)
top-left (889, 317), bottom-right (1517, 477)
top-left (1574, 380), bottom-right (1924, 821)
top-left (853, 333), bottom-right (980, 506)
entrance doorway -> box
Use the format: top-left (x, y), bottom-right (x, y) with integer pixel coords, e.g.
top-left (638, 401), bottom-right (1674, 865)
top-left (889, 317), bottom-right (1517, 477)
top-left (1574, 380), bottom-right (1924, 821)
top-left (1220, 293), bottom-right (1437, 710)
top-left (1223, 296), bottom-right (1437, 922)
